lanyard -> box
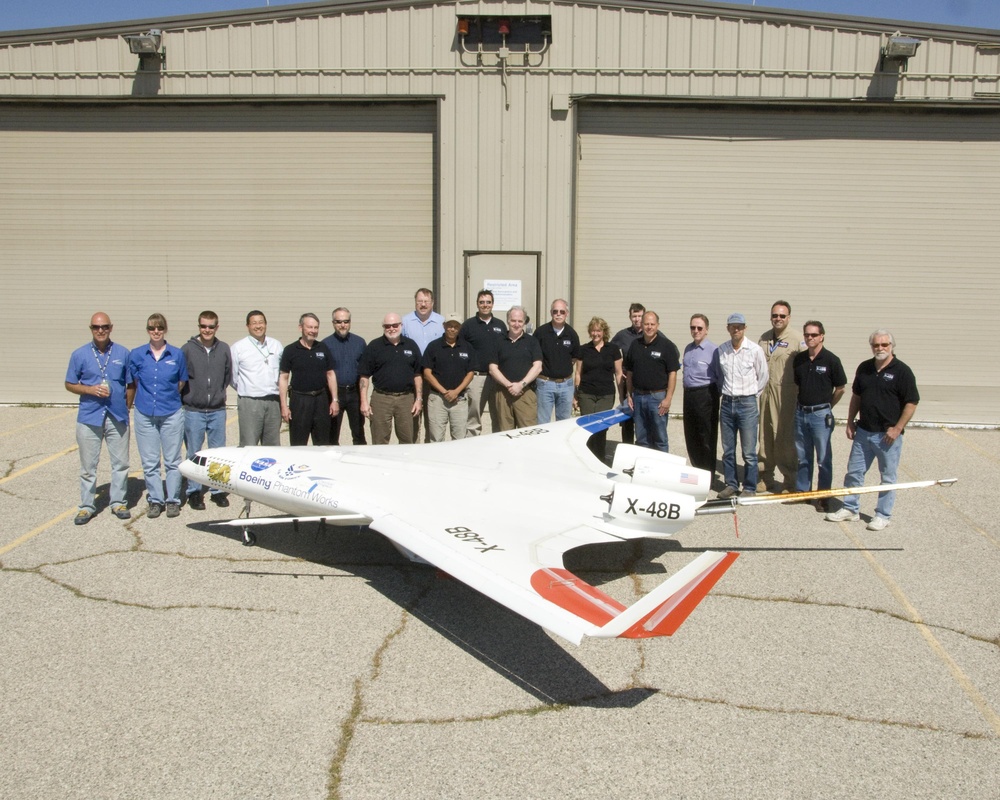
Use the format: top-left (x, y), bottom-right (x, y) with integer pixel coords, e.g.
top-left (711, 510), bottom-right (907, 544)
top-left (249, 336), bottom-right (272, 363)
top-left (91, 343), bottom-right (112, 384)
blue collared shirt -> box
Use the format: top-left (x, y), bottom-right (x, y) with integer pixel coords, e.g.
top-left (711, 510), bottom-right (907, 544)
top-left (401, 311), bottom-right (445, 354)
top-left (128, 342), bottom-right (189, 416)
top-left (66, 341), bottom-right (131, 425)
top-left (322, 331), bottom-right (367, 385)
top-left (683, 339), bottom-right (718, 389)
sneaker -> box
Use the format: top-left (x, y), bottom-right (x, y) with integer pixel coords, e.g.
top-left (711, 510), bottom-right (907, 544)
top-left (147, 503), bottom-right (164, 519)
top-left (867, 516), bottom-right (891, 531)
top-left (210, 493), bottom-right (230, 508)
top-left (717, 486), bottom-right (739, 500)
top-left (187, 491), bottom-right (205, 511)
top-left (74, 509), bottom-right (94, 526)
top-left (112, 506), bottom-right (131, 520)
top-left (740, 489), bottom-right (756, 498)
top-left (825, 508), bottom-right (860, 522)
top-left (165, 503), bottom-right (181, 518)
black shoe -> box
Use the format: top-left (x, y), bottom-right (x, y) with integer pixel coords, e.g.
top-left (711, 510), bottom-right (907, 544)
top-left (165, 503), bottom-right (181, 518)
top-left (148, 503), bottom-right (164, 519)
top-left (188, 491), bottom-right (205, 510)
top-left (211, 493), bottom-right (230, 508)
top-left (112, 505), bottom-right (131, 520)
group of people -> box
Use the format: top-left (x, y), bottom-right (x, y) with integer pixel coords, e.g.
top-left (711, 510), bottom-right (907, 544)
top-left (67, 294), bottom-right (919, 532)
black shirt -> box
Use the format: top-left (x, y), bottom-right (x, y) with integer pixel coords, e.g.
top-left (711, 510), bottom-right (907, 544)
top-left (793, 348), bottom-right (847, 407)
top-left (422, 338), bottom-right (474, 391)
top-left (459, 316), bottom-right (508, 372)
top-left (624, 333), bottom-right (680, 391)
top-left (279, 340), bottom-right (334, 393)
top-left (852, 357), bottom-right (920, 433)
top-left (359, 336), bottom-right (422, 393)
top-left (491, 334), bottom-right (543, 384)
top-left (534, 322), bottom-right (581, 379)
top-left (577, 341), bottom-right (621, 397)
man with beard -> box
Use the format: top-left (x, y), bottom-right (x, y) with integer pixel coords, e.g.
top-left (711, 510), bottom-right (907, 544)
top-left (360, 313), bottom-right (423, 444)
top-left (826, 330), bottom-right (919, 531)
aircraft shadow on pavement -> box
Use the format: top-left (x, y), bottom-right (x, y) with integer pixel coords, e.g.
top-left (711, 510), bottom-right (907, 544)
top-left (187, 519), bottom-right (656, 708)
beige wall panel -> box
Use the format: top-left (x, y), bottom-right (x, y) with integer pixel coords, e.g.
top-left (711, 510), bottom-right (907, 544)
top-left (574, 104), bottom-right (1000, 423)
top-left (0, 101), bottom-right (435, 403)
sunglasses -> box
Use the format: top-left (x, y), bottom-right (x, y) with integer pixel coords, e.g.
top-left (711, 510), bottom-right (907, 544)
top-left (383, 323), bottom-right (401, 329)
top-left (90, 324), bottom-right (112, 331)
top-left (199, 324), bottom-right (217, 330)
top-left (771, 314), bottom-right (788, 319)
top-left (147, 326), bottom-right (165, 332)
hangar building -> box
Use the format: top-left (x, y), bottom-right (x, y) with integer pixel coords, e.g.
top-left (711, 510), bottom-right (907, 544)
top-left (1, 1), bottom-right (998, 422)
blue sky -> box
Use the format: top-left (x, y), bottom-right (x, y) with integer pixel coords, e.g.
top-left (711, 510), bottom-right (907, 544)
top-left (1, 1), bottom-right (998, 33)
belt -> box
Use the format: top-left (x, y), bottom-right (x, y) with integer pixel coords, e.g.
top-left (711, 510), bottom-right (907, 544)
top-left (291, 389), bottom-right (326, 397)
top-left (722, 394), bottom-right (755, 400)
top-left (634, 388), bottom-right (665, 396)
top-left (473, 371), bottom-right (490, 376)
top-left (798, 402), bottom-right (831, 413)
top-left (240, 394), bottom-right (279, 401)
top-left (374, 389), bottom-right (414, 397)
top-left (537, 375), bottom-right (571, 383)
top-left (338, 384), bottom-right (359, 392)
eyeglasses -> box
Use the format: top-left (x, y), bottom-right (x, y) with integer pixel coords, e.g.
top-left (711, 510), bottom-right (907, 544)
top-left (690, 325), bottom-right (704, 331)
top-left (199, 323), bottom-right (217, 330)
top-left (90, 324), bottom-right (112, 331)
top-left (147, 326), bottom-right (165, 332)
top-left (551, 309), bottom-right (567, 315)
top-left (333, 319), bottom-right (351, 324)
top-left (383, 322), bottom-right (401, 329)
top-left (771, 314), bottom-right (788, 319)
top-left (871, 342), bottom-right (892, 349)
top-left (804, 332), bottom-right (822, 338)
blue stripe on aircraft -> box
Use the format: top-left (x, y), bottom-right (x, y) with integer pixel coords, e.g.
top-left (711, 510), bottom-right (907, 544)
top-left (576, 407), bottom-right (632, 434)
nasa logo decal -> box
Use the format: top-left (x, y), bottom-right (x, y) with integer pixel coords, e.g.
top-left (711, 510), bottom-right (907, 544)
top-left (250, 457), bottom-right (277, 472)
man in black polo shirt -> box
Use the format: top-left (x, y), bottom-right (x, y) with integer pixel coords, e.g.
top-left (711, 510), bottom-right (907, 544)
top-left (611, 302), bottom-right (646, 444)
top-left (279, 313), bottom-right (338, 446)
top-left (826, 329), bottom-right (920, 531)
top-left (422, 314), bottom-right (474, 442)
top-left (623, 311), bottom-right (680, 453)
top-left (489, 306), bottom-right (543, 431)
top-left (359, 312), bottom-right (423, 445)
top-left (792, 320), bottom-right (847, 504)
top-left (534, 298), bottom-right (581, 424)
top-left (460, 289), bottom-right (508, 436)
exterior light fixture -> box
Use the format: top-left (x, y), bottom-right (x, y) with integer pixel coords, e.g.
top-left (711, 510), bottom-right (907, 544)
top-left (880, 34), bottom-right (921, 71)
top-left (123, 29), bottom-right (166, 68)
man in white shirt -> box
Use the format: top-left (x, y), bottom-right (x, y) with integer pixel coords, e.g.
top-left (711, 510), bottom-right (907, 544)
top-left (229, 310), bottom-right (283, 446)
top-left (713, 313), bottom-right (768, 499)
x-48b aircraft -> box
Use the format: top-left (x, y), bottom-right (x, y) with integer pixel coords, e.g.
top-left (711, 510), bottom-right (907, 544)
top-left (179, 409), bottom-right (955, 646)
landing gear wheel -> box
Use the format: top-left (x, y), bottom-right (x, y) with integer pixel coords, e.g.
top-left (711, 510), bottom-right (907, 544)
top-left (242, 528), bottom-right (257, 547)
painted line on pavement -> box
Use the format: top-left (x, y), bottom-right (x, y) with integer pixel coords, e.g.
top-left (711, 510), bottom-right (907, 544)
top-left (942, 427), bottom-right (999, 464)
top-left (0, 445), bottom-right (78, 485)
top-left (0, 508), bottom-right (78, 556)
top-left (842, 525), bottom-right (1000, 738)
top-left (0, 408), bottom-right (75, 438)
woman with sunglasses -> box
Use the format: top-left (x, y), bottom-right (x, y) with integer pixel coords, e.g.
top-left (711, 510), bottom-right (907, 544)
top-left (127, 313), bottom-right (189, 518)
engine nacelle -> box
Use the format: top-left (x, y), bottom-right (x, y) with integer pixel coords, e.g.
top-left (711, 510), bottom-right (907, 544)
top-left (604, 483), bottom-right (696, 535)
top-left (610, 444), bottom-right (711, 500)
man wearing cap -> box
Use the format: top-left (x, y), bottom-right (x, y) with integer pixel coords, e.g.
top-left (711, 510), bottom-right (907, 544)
top-left (422, 314), bottom-right (475, 442)
top-left (713, 313), bottom-right (769, 499)
top-left (623, 311), bottom-right (680, 453)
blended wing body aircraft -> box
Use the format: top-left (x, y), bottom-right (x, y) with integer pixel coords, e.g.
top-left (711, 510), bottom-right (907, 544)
top-left (179, 409), bottom-right (954, 646)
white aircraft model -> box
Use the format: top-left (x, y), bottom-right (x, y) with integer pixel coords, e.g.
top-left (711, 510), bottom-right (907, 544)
top-left (179, 409), bottom-right (955, 646)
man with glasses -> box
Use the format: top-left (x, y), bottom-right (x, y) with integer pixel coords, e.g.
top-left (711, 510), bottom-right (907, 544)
top-left (682, 314), bottom-right (720, 476)
top-left (65, 312), bottom-right (133, 524)
top-left (533, 299), bottom-right (581, 424)
top-left (826, 330), bottom-right (919, 531)
top-left (230, 310), bottom-right (283, 447)
top-left (757, 300), bottom-right (804, 492)
top-left (792, 321), bottom-right (847, 509)
top-left (460, 290), bottom-right (508, 436)
top-left (359, 313), bottom-right (422, 444)
top-left (323, 307), bottom-right (367, 445)
top-left (181, 311), bottom-right (232, 509)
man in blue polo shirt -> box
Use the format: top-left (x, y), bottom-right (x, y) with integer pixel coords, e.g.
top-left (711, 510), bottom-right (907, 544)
top-left (65, 312), bottom-right (133, 525)
top-left (323, 307), bottom-right (367, 445)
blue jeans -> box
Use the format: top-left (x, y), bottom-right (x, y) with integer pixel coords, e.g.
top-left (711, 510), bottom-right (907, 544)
top-left (841, 427), bottom-right (903, 519)
top-left (184, 407), bottom-right (227, 495)
top-left (76, 416), bottom-right (130, 512)
top-left (134, 408), bottom-right (185, 506)
top-left (536, 378), bottom-right (575, 424)
top-left (721, 395), bottom-right (759, 490)
top-left (633, 391), bottom-right (669, 453)
top-left (795, 406), bottom-right (834, 492)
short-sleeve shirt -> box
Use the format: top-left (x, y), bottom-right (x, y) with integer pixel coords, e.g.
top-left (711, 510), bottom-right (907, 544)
top-left (624, 333), bottom-right (680, 391)
top-left (793, 348), bottom-right (847, 407)
top-left (533, 322), bottom-right (581, 380)
top-left (460, 316), bottom-right (508, 372)
top-left (577, 341), bottom-right (621, 397)
top-left (422, 338), bottom-right (474, 391)
top-left (491, 334), bottom-right (543, 384)
top-left (128, 343), bottom-right (189, 416)
top-left (359, 336), bottom-right (422, 392)
top-left (853, 357), bottom-right (920, 433)
top-left (279, 340), bottom-right (335, 393)
top-left (66, 341), bottom-right (131, 425)
top-left (322, 331), bottom-right (366, 386)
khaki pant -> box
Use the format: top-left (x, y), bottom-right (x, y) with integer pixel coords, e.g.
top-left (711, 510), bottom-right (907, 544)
top-left (493, 387), bottom-right (537, 432)
top-left (426, 391), bottom-right (469, 442)
top-left (370, 390), bottom-right (416, 445)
